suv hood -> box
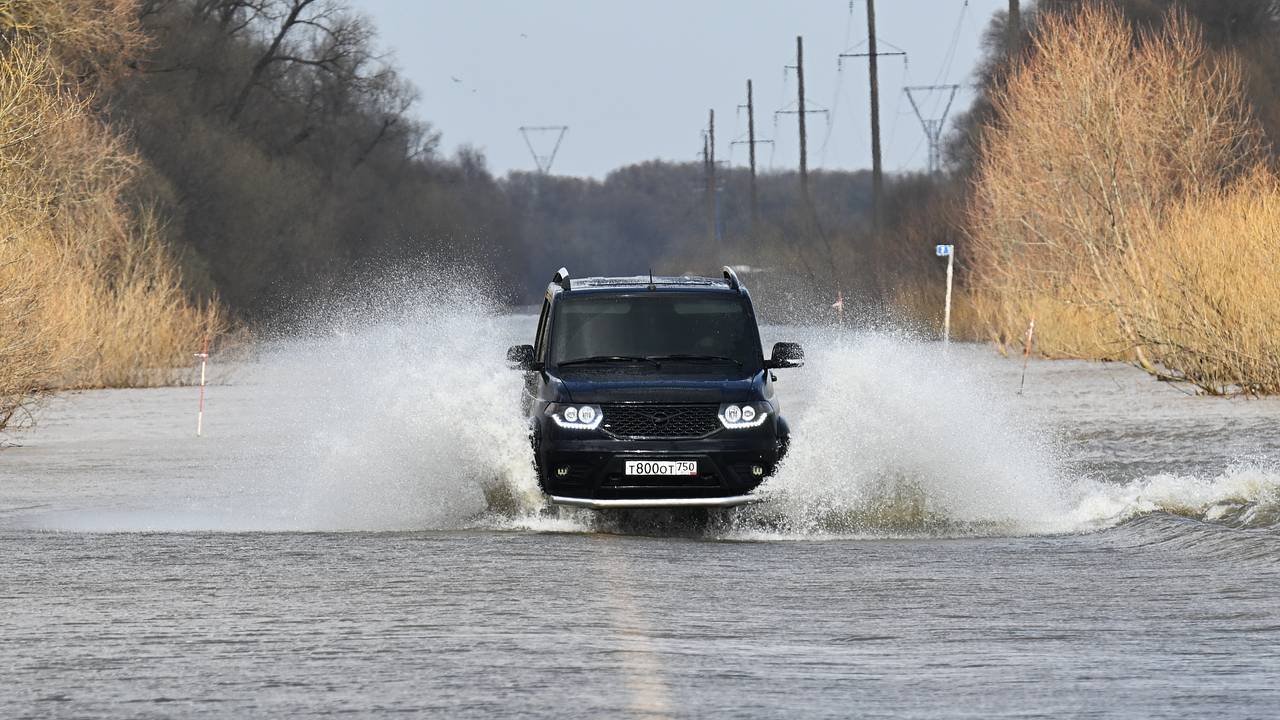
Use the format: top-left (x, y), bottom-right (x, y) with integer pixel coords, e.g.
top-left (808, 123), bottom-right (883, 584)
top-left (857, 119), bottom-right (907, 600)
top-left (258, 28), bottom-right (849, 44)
top-left (553, 372), bottom-right (764, 404)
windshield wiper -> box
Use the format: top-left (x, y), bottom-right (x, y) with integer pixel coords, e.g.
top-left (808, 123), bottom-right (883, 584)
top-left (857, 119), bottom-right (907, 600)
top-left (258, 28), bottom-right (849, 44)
top-left (557, 355), bottom-right (661, 368)
top-left (646, 354), bottom-right (743, 367)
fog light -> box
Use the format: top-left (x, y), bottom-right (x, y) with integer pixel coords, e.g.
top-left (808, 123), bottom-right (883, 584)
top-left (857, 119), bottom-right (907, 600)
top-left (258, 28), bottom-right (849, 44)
top-left (752, 465), bottom-right (764, 477)
top-left (556, 466), bottom-right (570, 477)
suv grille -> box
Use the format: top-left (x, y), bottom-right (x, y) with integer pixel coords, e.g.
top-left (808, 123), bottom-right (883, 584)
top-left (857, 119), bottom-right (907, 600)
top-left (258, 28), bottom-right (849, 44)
top-left (601, 404), bottom-right (721, 439)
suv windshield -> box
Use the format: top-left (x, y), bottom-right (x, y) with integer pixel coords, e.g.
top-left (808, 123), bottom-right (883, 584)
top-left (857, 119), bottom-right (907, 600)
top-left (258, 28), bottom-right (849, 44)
top-left (549, 293), bottom-right (762, 372)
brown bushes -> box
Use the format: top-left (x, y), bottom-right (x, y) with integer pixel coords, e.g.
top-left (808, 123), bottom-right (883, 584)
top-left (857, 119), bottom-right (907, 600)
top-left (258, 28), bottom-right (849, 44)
top-left (965, 4), bottom-right (1279, 393)
top-left (1122, 170), bottom-right (1280, 393)
top-left (0, 14), bottom-right (226, 431)
top-left (0, 0), bottom-right (146, 83)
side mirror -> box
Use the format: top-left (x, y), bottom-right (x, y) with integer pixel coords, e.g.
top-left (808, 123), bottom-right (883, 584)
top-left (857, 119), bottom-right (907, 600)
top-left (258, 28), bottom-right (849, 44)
top-left (506, 344), bottom-right (539, 371)
top-left (765, 342), bottom-right (804, 369)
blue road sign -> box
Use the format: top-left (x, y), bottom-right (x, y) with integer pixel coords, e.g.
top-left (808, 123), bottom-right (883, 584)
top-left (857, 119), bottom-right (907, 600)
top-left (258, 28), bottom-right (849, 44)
top-left (936, 244), bottom-right (954, 257)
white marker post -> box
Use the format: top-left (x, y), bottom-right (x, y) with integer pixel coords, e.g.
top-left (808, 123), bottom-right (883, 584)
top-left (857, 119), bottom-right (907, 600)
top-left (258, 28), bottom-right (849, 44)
top-left (195, 335), bottom-right (209, 437)
top-left (832, 289), bottom-right (845, 326)
top-left (936, 244), bottom-right (955, 345)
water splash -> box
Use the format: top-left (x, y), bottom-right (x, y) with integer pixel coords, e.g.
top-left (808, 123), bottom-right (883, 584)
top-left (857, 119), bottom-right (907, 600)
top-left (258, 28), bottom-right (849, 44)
top-left (732, 331), bottom-right (1076, 537)
top-left (1067, 465), bottom-right (1280, 531)
top-left (23, 289), bottom-right (1271, 538)
top-left (232, 272), bottom-right (544, 531)
top-left (239, 312), bottom-right (1277, 537)
top-left (720, 332), bottom-right (1280, 538)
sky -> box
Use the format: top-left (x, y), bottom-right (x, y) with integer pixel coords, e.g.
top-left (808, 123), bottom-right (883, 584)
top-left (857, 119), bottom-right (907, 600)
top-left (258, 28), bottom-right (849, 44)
top-left (359, 1), bottom-right (1007, 179)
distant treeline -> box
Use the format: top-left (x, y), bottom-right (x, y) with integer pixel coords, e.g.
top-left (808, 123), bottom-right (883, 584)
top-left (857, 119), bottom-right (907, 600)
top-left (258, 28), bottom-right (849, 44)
top-left (8, 0), bottom-right (1280, 429)
top-left (106, 0), bottom-right (949, 314)
top-left (65, 0), bottom-right (1280, 320)
top-left (111, 0), bottom-right (522, 314)
top-left (504, 165), bottom-right (948, 308)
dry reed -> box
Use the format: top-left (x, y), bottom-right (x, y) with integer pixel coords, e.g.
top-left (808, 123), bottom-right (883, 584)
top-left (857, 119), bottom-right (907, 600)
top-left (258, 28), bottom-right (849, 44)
top-left (0, 18), bottom-right (226, 431)
top-left (965, 4), bottom-right (1278, 393)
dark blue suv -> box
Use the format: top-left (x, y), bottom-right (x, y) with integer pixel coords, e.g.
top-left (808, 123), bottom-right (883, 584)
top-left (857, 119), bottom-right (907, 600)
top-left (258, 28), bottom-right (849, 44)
top-left (507, 267), bottom-right (804, 510)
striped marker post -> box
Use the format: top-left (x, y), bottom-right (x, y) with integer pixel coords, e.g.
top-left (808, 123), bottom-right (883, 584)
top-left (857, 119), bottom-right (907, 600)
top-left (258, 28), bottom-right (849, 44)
top-left (195, 335), bottom-right (209, 437)
top-left (1018, 318), bottom-right (1036, 395)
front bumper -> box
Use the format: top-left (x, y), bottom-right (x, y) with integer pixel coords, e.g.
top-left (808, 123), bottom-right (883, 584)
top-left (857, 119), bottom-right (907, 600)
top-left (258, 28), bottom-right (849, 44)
top-left (534, 424), bottom-right (784, 505)
top-left (549, 494), bottom-right (763, 510)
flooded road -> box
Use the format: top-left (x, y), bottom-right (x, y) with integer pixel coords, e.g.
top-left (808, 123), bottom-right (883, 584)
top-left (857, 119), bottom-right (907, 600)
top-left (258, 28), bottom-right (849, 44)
top-left (2, 307), bottom-right (1278, 717)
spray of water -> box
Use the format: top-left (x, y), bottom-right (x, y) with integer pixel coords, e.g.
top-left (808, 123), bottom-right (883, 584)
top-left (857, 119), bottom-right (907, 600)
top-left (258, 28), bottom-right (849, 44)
top-left (195, 285), bottom-right (1279, 537)
top-left (229, 272), bottom-right (543, 531)
top-left (737, 331), bottom-right (1075, 536)
top-left (1067, 466), bottom-right (1280, 530)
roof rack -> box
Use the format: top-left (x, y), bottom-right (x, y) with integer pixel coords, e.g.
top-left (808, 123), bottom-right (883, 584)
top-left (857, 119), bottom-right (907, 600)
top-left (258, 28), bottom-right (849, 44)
top-left (721, 265), bottom-right (741, 291)
top-left (552, 267), bottom-right (571, 291)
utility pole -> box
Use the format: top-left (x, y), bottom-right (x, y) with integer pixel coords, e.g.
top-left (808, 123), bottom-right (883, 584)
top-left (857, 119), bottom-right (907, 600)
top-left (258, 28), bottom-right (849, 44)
top-left (746, 80), bottom-right (758, 226)
top-left (733, 79), bottom-right (774, 230)
top-left (796, 36), bottom-right (808, 199)
top-left (904, 85), bottom-right (962, 176)
top-left (1008, 1), bottom-right (1022, 56)
top-left (779, 37), bottom-right (827, 204)
top-left (866, 0), bottom-right (881, 230)
top-left (705, 109), bottom-right (716, 245)
top-left (839, 1), bottom-right (905, 235)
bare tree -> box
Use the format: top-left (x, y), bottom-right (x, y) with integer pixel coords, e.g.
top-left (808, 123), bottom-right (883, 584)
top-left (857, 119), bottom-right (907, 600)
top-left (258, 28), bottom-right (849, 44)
top-left (226, 0), bottom-right (379, 123)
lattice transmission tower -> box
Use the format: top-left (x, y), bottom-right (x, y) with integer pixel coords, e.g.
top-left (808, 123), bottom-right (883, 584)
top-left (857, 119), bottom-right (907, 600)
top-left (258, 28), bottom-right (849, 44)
top-left (518, 125), bottom-right (569, 174)
top-left (903, 85), bottom-right (961, 176)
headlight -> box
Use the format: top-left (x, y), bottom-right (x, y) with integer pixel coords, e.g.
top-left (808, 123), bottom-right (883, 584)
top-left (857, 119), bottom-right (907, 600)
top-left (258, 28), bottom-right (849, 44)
top-left (718, 403), bottom-right (769, 429)
top-left (548, 404), bottom-right (603, 430)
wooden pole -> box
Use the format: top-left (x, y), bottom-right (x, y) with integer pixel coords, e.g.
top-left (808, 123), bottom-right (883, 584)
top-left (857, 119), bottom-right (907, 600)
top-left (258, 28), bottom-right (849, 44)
top-left (747, 79), bottom-right (758, 229)
top-left (796, 36), bottom-right (809, 201)
top-left (709, 108), bottom-right (716, 244)
top-left (866, 0), bottom-right (884, 234)
top-left (1008, 0), bottom-right (1022, 56)
top-left (704, 110), bottom-right (716, 245)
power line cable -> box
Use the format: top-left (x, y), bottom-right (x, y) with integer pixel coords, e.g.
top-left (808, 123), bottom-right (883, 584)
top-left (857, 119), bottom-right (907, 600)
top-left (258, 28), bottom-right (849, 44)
top-left (819, 0), bottom-right (860, 167)
top-left (932, 1), bottom-right (969, 91)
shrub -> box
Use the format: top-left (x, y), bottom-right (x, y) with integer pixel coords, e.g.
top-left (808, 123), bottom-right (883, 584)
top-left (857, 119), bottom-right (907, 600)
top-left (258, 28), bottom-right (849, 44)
top-left (966, 3), bottom-right (1277, 392)
top-left (0, 16), bottom-right (225, 431)
top-left (1123, 170), bottom-right (1280, 394)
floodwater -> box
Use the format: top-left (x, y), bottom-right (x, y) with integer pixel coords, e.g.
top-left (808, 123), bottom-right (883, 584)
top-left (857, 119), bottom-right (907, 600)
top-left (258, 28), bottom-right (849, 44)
top-left (2, 300), bottom-right (1278, 718)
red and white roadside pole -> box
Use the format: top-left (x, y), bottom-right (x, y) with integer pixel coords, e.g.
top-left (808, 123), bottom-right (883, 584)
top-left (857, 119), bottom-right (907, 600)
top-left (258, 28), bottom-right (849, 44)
top-left (195, 335), bottom-right (209, 437)
top-left (832, 290), bottom-right (845, 326)
top-left (1018, 317), bottom-right (1036, 395)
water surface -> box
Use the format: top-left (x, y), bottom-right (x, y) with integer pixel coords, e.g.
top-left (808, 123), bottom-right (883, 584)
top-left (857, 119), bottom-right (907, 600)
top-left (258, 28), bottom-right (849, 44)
top-left (2, 308), bottom-right (1277, 718)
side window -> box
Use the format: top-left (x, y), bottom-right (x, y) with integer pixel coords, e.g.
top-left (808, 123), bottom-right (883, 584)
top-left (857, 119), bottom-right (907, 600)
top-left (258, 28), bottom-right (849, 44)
top-left (533, 295), bottom-right (552, 361)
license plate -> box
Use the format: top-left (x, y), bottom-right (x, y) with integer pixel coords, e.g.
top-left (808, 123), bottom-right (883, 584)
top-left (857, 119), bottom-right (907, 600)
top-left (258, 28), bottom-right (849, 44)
top-left (625, 460), bottom-right (698, 476)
